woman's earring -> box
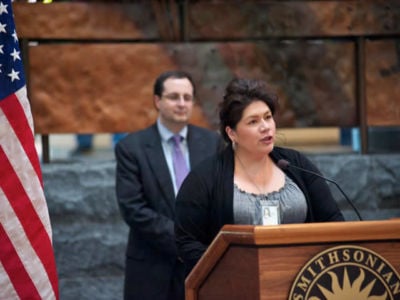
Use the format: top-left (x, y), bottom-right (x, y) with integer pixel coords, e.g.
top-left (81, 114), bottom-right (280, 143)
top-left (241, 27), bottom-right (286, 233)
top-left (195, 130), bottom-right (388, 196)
top-left (232, 141), bottom-right (237, 151)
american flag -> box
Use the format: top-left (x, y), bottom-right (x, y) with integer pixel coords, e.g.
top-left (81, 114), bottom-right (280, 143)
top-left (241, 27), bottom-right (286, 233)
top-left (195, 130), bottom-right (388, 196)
top-left (0, 1), bottom-right (59, 299)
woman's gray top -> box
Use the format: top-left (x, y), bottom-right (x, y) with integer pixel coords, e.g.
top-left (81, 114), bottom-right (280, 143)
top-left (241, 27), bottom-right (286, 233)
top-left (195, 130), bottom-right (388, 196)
top-left (233, 175), bottom-right (307, 225)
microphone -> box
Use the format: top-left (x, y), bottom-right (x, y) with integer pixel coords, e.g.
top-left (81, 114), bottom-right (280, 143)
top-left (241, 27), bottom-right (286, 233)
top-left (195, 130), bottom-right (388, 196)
top-left (277, 159), bottom-right (363, 221)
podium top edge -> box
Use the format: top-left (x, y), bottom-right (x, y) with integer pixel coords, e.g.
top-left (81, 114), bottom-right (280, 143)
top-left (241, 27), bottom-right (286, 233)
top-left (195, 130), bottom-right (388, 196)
top-left (220, 219), bottom-right (400, 245)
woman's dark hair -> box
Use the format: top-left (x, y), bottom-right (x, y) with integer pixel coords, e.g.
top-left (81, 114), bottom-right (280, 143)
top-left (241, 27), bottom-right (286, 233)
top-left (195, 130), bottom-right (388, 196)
top-left (153, 70), bottom-right (196, 97)
top-left (219, 78), bottom-right (278, 143)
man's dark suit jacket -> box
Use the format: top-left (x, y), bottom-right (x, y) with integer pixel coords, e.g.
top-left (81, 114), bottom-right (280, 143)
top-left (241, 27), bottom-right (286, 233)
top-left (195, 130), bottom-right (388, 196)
top-left (115, 123), bottom-right (222, 300)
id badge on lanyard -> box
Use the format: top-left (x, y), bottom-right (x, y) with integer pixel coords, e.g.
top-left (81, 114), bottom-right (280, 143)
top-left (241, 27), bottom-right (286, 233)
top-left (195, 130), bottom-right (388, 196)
top-left (261, 200), bottom-right (280, 225)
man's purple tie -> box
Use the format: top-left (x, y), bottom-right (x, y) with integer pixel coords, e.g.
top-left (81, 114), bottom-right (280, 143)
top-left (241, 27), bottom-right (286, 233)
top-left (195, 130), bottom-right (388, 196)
top-left (171, 135), bottom-right (189, 190)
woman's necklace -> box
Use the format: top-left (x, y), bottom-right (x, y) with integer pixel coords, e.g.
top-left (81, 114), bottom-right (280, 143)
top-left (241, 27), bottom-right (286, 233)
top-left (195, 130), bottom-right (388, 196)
top-left (235, 153), bottom-right (268, 195)
top-left (235, 154), bottom-right (282, 225)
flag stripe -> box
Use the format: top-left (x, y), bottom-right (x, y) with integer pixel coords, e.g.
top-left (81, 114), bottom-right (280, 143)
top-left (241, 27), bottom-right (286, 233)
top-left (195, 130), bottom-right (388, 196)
top-left (0, 149), bottom-right (58, 299)
top-left (0, 91), bottom-right (43, 186)
top-left (0, 94), bottom-right (57, 293)
top-left (0, 222), bottom-right (41, 299)
top-left (0, 188), bottom-right (55, 300)
top-left (0, 92), bottom-right (52, 238)
top-left (0, 263), bottom-right (20, 299)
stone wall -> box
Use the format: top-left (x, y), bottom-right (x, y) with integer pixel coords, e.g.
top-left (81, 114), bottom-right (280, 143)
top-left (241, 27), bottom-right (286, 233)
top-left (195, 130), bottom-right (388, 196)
top-left (43, 154), bottom-right (400, 300)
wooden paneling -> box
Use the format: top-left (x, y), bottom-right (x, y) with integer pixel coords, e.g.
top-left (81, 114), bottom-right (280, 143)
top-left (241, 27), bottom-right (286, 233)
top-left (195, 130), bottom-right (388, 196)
top-left (199, 247), bottom-right (260, 300)
top-left (186, 222), bottom-right (400, 299)
top-left (259, 241), bottom-right (400, 299)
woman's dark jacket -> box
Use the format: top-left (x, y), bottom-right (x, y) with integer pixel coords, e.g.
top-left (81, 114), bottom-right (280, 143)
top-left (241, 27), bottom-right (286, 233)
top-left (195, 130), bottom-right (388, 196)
top-left (175, 146), bottom-right (344, 273)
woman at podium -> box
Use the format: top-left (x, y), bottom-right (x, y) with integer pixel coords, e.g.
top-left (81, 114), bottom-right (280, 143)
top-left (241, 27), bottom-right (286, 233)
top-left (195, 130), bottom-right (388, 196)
top-left (175, 77), bottom-right (344, 275)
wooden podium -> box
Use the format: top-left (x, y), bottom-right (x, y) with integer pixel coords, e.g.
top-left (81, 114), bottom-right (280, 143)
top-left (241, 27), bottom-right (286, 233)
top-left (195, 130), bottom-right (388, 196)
top-left (185, 220), bottom-right (400, 300)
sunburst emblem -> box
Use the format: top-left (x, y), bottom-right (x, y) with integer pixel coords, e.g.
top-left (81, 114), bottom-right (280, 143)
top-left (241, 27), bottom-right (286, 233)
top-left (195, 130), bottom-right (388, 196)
top-left (310, 268), bottom-right (387, 300)
top-left (289, 245), bottom-right (400, 300)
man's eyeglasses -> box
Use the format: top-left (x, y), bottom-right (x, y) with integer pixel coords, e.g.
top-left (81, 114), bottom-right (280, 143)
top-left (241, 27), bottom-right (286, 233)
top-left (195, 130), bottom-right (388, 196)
top-left (162, 93), bottom-right (193, 102)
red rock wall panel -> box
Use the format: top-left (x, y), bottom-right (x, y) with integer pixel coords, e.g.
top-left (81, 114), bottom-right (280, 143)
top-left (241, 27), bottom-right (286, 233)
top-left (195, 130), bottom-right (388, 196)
top-left (28, 41), bottom-right (355, 133)
top-left (14, 2), bottom-right (158, 40)
top-left (366, 39), bottom-right (400, 126)
top-left (13, 1), bottom-right (400, 134)
top-left (28, 43), bottom-right (210, 133)
top-left (186, 1), bottom-right (400, 39)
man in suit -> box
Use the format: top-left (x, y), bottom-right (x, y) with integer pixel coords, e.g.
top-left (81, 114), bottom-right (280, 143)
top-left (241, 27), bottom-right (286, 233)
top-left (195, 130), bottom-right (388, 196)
top-left (115, 70), bottom-right (222, 300)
